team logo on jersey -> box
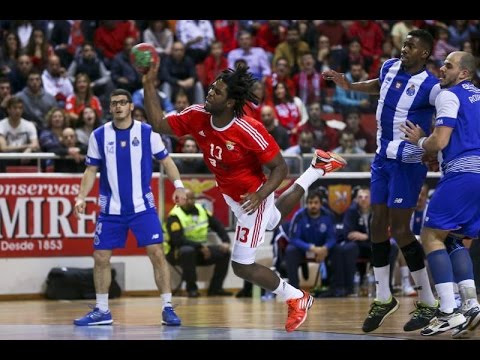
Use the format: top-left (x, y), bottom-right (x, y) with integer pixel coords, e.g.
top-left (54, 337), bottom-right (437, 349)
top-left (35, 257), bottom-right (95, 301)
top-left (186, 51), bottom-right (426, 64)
top-left (107, 141), bottom-right (114, 154)
top-left (121, 141), bottom-right (127, 148)
top-left (395, 81), bottom-right (402, 89)
top-left (132, 137), bottom-right (140, 146)
top-left (225, 141), bottom-right (235, 150)
top-left (406, 84), bottom-right (416, 96)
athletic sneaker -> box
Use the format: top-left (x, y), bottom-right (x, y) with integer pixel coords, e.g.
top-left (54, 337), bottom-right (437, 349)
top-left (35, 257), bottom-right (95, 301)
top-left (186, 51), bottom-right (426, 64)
top-left (403, 300), bottom-right (439, 331)
top-left (362, 296), bottom-right (399, 333)
top-left (452, 305), bottom-right (480, 339)
top-left (311, 149), bottom-right (347, 174)
top-left (162, 306), bottom-right (181, 326)
top-left (421, 309), bottom-right (466, 336)
top-left (285, 290), bottom-right (314, 332)
top-left (74, 306), bottom-right (113, 326)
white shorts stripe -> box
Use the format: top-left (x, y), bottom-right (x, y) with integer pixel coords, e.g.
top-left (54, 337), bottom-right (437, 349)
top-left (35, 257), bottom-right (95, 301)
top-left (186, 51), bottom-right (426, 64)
top-left (251, 199), bottom-right (266, 248)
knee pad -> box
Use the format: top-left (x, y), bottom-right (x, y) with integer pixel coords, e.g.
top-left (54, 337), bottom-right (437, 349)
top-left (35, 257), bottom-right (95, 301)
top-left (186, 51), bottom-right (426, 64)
top-left (445, 235), bottom-right (464, 255)
top-left (371, 241), bottom-right (391, 268)
top-left (400, 240), bottom-right (425, 272)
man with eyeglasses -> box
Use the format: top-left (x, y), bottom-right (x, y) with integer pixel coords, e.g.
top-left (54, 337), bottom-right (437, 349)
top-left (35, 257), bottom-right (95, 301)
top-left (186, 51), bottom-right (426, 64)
top-left (73, 89), bottom-right (187, 327)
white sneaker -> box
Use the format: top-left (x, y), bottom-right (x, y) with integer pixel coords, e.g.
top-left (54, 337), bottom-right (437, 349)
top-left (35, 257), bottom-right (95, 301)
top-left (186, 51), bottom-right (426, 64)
top-left (452, 305), bottom-right (480, 339)
top-left (421, 310), bottom-right (466, 336)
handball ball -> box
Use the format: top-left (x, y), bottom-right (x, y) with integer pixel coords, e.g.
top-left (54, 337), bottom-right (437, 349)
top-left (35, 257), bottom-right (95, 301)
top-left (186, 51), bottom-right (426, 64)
top-left (130, 43), bottom-right (159, 74)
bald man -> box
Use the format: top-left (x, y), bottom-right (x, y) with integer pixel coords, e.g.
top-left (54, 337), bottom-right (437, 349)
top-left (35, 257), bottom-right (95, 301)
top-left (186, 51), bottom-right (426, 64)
top-left (260, 105), bottom-right (290, 150)
top-left (401, 51), bottom-right (480, 337)
top-left (165, 189), bottom-right (232, 298)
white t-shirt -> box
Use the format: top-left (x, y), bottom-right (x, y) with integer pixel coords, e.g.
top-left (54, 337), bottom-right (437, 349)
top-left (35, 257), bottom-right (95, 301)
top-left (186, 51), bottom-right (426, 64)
top-left (0, 118), bottom-right (38, 146)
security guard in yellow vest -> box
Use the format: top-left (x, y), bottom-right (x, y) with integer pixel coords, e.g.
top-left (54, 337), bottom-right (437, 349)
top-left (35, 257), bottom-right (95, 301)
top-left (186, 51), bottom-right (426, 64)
top-left (165, 189), bottom-right (232, 298)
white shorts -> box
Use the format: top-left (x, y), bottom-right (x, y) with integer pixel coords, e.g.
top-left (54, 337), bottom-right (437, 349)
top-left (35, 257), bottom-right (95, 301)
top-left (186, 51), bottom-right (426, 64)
top-left (223, 192), bottom-right (281, 265)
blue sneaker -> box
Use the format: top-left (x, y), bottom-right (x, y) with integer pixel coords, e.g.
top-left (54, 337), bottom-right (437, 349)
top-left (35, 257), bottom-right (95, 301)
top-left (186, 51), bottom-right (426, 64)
top-left (74, 306), bottom-right (113, 326)
top-left (162, 306), bottom-right (181, 326)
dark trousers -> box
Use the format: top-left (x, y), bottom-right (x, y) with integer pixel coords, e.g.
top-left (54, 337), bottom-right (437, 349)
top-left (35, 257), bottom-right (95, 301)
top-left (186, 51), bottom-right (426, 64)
top-left (170, 244), bottom-right (230, 292)
top-left (284, 244), bottom-right (337, 289)
top-left (331, 241), bottom-right (359, 293)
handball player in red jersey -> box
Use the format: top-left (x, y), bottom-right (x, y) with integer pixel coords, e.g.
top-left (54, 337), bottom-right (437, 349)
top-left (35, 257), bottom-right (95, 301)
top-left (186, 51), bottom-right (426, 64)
top-left (143, 60), bottom-right (346, 332)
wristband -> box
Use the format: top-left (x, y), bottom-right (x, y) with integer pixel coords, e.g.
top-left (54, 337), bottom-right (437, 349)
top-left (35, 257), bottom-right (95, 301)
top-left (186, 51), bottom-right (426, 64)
top-left (174, 180), bottom-right (184, 189)
top-left (417, 137), bottom-right (427, 149)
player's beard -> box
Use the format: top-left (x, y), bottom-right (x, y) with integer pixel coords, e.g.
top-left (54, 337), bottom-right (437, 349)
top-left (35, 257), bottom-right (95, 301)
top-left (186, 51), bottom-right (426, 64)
top-left (205, 103), bottom-right (221, 116)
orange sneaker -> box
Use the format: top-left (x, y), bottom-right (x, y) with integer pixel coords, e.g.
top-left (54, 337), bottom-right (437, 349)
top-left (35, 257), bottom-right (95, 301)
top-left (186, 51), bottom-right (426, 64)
top-left (311, 149), bottom-right (347, 174)
top-left (285, 290), bottom-right (314, 332)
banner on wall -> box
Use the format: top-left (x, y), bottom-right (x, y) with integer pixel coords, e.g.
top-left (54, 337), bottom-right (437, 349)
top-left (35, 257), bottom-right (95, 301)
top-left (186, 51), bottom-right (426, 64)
top-left (0, 175), bottom-right (232, 258)
top-left (0, 176), bottom-right (151, 258)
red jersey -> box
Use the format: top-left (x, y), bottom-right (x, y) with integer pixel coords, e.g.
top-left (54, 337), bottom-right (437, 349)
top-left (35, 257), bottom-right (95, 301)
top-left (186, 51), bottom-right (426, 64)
top-left (167, 105), bottom-right (280, 201)
top-left (65, 95), bottom-right (103, 119)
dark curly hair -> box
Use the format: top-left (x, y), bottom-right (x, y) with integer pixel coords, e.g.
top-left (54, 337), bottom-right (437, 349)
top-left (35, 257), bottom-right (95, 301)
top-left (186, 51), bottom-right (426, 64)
top-left (215, 65), bottom-right (258, 118)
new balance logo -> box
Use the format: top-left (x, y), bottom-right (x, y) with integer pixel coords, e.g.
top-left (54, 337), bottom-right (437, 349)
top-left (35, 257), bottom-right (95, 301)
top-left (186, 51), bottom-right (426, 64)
top-left (394, 198), bottom-right (403, 204)
top-left (198, 131), bottom-right (206, 137)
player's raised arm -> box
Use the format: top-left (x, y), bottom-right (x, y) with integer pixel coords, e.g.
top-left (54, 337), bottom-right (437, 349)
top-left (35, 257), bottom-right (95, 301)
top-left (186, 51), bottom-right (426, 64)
top-left (322, 69), bottom-right (380, 94)
top-left (142, 61), bottom-right (174, 135)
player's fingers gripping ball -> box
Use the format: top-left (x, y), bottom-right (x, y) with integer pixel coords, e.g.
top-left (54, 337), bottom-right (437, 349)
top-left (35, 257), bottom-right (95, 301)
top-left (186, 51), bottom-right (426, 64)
top-left (130, 43), bottom-right (159, 74)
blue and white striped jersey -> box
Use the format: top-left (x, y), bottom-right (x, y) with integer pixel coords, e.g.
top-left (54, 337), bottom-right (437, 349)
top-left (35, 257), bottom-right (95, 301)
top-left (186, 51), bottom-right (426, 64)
top-left (435, 80), bottom-right (480, 175)
top-left (377, 58), bottom-right (441, 162)
top-left (86, 120), bottom-right (169, 215)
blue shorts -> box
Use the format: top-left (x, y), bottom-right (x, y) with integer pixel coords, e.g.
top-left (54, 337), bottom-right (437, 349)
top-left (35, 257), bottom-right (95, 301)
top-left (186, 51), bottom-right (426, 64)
top-left (94, 210), bottom-right (163, 250)
top-left (370, 155), bottom-right (427, 208)
top-left (424, 172), bottom-right (480, 238)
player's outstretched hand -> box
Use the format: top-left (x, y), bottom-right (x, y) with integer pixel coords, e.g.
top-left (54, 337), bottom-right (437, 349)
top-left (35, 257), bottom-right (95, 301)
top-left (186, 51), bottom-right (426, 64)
top-left (142, 59), bottom-right (160, 85)
top-left (322, 69), bottom-right (350, 89)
